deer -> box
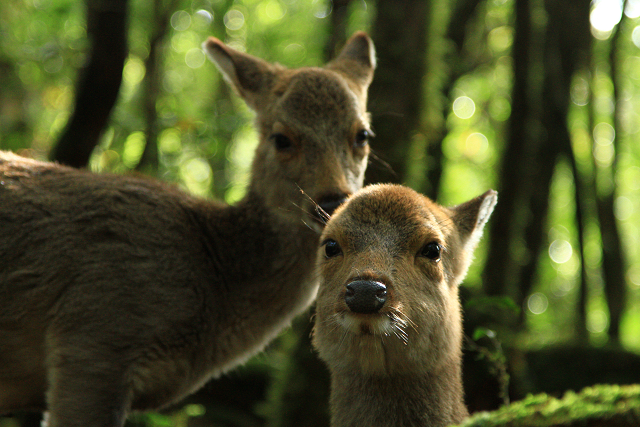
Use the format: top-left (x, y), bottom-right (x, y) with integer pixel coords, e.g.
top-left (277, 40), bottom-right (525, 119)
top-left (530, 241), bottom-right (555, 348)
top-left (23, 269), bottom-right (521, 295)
top-left (0, 32), bottom-right (376, 427)
top-left (312, 184), bottom-right (498, 427)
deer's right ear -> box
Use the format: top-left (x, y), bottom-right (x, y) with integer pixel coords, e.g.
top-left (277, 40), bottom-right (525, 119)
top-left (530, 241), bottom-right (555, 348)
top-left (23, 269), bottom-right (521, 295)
top-left (202, 37), bottom-right (276, 109)
top-left (326, 32), bottom-right (376, 88)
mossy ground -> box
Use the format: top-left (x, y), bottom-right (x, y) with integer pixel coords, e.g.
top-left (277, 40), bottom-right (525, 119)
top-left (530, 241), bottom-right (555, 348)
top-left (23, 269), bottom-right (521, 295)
top-left (457, 384), bottom-right (640, 427)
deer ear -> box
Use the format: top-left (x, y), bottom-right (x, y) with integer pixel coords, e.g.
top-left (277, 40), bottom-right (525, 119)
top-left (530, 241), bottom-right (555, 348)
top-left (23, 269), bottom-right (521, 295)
top-left (202, 37), bottom-right (276, 109)
top-left (326, 32), bottom-right (376, 88)
top-left (451, 190), bottom-right (498, 250)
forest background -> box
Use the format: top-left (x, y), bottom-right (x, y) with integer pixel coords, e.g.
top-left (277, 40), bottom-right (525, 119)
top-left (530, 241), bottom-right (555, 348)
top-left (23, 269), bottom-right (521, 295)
top-left (1, 0), bottom-right (640, 426)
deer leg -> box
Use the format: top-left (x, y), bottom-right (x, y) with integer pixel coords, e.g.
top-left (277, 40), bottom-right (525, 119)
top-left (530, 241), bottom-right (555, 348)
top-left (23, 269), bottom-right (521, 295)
top-left (45, 348), bottom-right (132, 427)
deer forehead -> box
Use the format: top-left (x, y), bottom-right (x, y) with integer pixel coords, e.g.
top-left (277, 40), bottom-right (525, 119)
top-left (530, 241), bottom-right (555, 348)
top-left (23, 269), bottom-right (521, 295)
top-left (324, 187), bottom-right (453, 256)
top-left (274, 69), bottom-right (364, 127)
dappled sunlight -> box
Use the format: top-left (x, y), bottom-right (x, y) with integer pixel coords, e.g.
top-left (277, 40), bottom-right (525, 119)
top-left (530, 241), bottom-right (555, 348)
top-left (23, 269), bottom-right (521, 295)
top-left (527, 293), bottom-right (549, 315)
top-left (224, 9), bottom-right (245, 31)
top-left (181, 156), bottom-right (213, 196)
top-left (453, 96), bottom-right (476, 119)
top-left (549, 240), bottom-right (573, 265)
top-left (591, 0), bottom-right (623, 39)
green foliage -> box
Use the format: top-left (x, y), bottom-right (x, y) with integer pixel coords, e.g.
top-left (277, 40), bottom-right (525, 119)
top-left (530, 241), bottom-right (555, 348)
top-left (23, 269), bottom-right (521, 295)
top-left (457, 384), bottom-right (640, 427)
top-left (128, 404), bottom-right (206, 427)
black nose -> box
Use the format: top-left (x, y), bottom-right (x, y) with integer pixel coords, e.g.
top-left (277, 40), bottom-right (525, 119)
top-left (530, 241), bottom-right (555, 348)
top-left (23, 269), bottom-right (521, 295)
top-left (345, 280), bottom-right (387, 314)
top-left (317, 195), bottom-right (348, 218)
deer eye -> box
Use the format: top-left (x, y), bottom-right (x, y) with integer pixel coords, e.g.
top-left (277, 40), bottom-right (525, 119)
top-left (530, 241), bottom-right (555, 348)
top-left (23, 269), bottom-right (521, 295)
top-left (271, 133), bottom-right (293, 151)
top-left (419, 242), bottom-right (441, 261)
top-left (322, 239), bottom-right (342, 258)
top-left (354, 129), bottom-right (373, 147)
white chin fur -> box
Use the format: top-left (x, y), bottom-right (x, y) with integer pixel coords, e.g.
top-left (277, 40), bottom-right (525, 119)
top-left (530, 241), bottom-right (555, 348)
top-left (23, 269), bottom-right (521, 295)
top-left (338, 312), bottom-right (394, 336)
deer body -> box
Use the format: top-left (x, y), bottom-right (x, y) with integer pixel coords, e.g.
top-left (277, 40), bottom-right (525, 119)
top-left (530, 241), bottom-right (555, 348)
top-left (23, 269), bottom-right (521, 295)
top-left (0, 33), bottom-right (376, 427)
top-left (313, 184), bottom-right (497, 427)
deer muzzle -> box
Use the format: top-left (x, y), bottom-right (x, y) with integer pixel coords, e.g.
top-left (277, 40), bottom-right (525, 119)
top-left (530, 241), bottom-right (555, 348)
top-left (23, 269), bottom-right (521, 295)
top-left (344, 280), bottom-right (387, 314)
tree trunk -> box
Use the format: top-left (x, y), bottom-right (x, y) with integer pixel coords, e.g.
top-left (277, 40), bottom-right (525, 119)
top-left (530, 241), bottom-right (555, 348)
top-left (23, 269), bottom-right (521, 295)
top-left (483, 0), bottom-right (591, 326)
top-left (136, 0), bottom-right (177, 173)
top-left (50, 0), bottom-right (128, 168)
top-left (483, 0), bottom-right (535, 299)
top-left (518, 0), bottom-right (590, 317)
top-left (366, 0), bottom-right (429, 185)
top-left (324, 0), bottom-right (352, 62)
top-left (596, 8), bottom-right (627, 344)
top-left (569, 148), bottom-right (592, 341)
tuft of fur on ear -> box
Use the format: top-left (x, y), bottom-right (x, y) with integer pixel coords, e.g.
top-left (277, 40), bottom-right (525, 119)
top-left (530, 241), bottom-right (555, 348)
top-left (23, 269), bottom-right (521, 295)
top-left (202, 37), bottom-right (276, 109)
top-left (326, 32), bottom-right (376, 88)
top-left (451, 190), bottom-right (498, 252)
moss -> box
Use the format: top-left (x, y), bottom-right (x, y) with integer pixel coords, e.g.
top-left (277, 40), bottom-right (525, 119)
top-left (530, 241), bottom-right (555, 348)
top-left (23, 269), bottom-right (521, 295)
top-left (456, 384), bottom-right (640, 427)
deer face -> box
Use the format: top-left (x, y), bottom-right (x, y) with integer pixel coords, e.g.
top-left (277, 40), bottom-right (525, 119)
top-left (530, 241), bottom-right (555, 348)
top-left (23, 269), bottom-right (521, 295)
top-left (203, 33), bottom-right (376, 231)
top-left (313, 184), bottom-right (497, 375)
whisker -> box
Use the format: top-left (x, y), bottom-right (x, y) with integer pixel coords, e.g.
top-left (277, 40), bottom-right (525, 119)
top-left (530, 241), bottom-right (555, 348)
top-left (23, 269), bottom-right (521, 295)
top-left (337, 327), bottom-right (350, 353)
top-left (392, 324), bottom-right (409, 345)
top-left (301, 219), bottom-right (319, 232)
top-left (392, 328), bottom-right (408, 345)
top-left (393, 308), bottom-right (418, 331)
top-left (315, 205), bottom-right (331, 223)
top-left (368, 151), bottom-right (397, 178)
top-left (292, 185), bottom-right (331, 226)
top-left (301, 188), bottom-right (331, 223)
top-left (277, 206), bottom-right (296, 214)
top-left (289, 201), bottom-right (314, 217)
top-left (288, 200), bottom-right (326, 232)
top-left (387, 312), bottom-right (411, 345)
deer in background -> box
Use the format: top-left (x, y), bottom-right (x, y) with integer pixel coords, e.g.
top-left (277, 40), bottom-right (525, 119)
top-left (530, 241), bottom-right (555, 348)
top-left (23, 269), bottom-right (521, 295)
top-left (313, 184), bottom-right (497, 427)
top-left (0, 32), bottom-right (376, 427)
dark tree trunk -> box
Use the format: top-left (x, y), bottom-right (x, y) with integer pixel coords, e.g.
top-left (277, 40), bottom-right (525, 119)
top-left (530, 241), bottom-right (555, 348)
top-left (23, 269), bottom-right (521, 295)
top-left (136, 0), bottom-right (177, 173)
top-left (597, 192), bottom-right (626, 343)
top-left (483, 0), bottom-right (535, 299)
top-left (517, 0), bottom-right (591, 315)
top-left (483, 0), bottom-right (591, 324)
top-left (569, 148), bottom-right (592, 341)
top-left (366, 0), bottom-right (429, 185)
top-left (50, 0), bottom-right (128, 168)
top-left (324, 0), bottom-right (352, 62)
top-left (596, 7), bottom-right (627, 344)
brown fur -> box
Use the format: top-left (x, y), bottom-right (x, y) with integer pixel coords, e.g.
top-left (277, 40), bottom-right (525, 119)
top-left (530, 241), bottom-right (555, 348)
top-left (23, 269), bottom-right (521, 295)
top-left (312, 184), bottom-right (497, 427)
top-left (0, 32), bottom-right (376, 427)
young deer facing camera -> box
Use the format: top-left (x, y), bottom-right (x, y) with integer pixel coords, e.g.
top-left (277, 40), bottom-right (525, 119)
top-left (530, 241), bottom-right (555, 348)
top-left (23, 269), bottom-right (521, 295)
top-left (313, 184), bottom-right (497, 427)
top-left (0, 33), bottom-right (375, 427)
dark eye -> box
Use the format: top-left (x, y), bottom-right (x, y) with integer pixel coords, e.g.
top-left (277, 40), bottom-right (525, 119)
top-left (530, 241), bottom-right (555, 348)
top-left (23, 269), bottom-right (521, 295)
top-left (420, 242), bottom-right (441, 261)
top-left (323, 239), bottom-right (342, 258)
top-left (354, 129), bottom-right (372, 147)
top-left (271, 133), bottom-right (293, 151)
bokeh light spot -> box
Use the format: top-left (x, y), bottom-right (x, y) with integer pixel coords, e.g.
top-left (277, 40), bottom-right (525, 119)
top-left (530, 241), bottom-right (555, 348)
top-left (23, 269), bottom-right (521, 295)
top-left (549, 239), bottom-right (573, 264)
top-left (453, 96), bottom-right (475, 119)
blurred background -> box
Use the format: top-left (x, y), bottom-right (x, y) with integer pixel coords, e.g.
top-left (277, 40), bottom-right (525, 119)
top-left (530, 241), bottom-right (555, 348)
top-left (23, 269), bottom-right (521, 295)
top-left (1, 0), bottom-right (640, 425)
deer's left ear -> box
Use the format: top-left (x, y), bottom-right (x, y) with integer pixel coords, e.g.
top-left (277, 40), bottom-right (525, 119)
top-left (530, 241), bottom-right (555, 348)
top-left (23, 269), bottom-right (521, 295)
top-left (325, 32), bottom-right (376, 89)
top-left (451, 190), bottom-right (498, 251)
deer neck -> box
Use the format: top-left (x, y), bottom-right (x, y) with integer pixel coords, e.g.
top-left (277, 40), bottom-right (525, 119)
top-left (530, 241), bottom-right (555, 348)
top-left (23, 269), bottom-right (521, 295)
top-left (197, 189), bottom-right (318, 283)
top-left (329, 356), bottom-right (468, 427)
top-left (187, 188), bottom-right (320, 374)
